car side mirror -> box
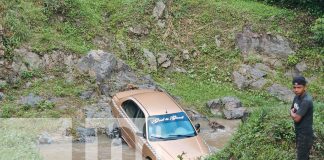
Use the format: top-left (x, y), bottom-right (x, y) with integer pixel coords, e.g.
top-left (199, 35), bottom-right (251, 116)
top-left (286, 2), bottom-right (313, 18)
top-left (195, 123), bottom-right (201, 133)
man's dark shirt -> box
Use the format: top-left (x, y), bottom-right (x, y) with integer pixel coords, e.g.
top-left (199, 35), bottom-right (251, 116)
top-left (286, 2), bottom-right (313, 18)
top-left (292, 92), bottom-right (313, 133)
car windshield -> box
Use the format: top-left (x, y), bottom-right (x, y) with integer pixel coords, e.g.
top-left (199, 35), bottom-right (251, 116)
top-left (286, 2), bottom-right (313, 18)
top-left (148, 112), bottom-right (197, 141)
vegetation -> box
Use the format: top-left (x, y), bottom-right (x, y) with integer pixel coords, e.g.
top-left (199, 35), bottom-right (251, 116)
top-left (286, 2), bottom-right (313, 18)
top-left (0, 0), bottom-right (323, 159)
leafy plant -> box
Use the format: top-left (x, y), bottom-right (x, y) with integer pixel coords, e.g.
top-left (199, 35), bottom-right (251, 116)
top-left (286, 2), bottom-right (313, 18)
top-left (311, 16), bottom-right (324, 45)
top-left (286, 55), bottom-right (299, 66)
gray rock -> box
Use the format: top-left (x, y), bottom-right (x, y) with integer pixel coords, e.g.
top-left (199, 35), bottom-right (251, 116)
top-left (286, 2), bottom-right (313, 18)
top-left (172, 67), bottom-right (187, 73)
top-left (223, 107), bottom-right (247, 120)
top-left (157, 53), bottom-right (171, 68)
top-left (235, 26), bottom-right (294, 58)
top-left (185, 109), bottom-right (206, 121)
top-left (254, 63), bottom-right (275, 74)
top-left (129, 25), bottom-right (149, 36)
top-left (206, 99), bottom-right (223, 115)
top-left (20, 93), bottom-right (42, 107)
top-left (153, 1), bottom-right (166, 19)
top-left (295, 61), bottom-right (307, 72)
top-left (284, 69), bottom-right (301, 78)
top-left (215, 35), bottom-right (221, 47)
top-left (76, 50), bottom-right (118, 82)
top-left (182, 49), bottom-right (190, 60)
top-left (268, 84), bottom-right (294, 102)
top-left (76, 127), bottom-right (96, 143)
top-left (157, 19), bottom-right (166, 28)
top-left (250, 78), bottom-right (267, 89)
top-left (206, 96), bottom-right (247, 119)
top-left (38, 132), bottom-right (53, 144)
top-left (0, 92), bottom-right (4, 101)
top-left (233, 64), bottom-right (269, 90)
top-left (99, 84), bottom-right (110, 96)
top-left (143, 49), bottom-right (157, 71)
top-left (232, 71), bottom-right (248, 89)
top-left (80, 90), bottom-right (94, 100)
top-left (84, 102), bottom-right (113, 118)
top-left (249, 68), bottom-right (266, 79)
top-left (14, 48), bottom-right (41, 69)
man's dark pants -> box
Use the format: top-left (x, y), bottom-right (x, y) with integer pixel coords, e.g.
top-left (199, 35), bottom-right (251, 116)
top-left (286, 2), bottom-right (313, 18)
top-left (296, 131), bottom-right (313, 160)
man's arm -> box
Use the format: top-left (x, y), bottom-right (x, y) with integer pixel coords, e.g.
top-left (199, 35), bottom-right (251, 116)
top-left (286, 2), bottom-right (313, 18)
top-left (290, 108), bottom-right (302, 123)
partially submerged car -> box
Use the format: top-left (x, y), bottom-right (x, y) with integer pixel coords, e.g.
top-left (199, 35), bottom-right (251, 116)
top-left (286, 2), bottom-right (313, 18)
top-left (111, 89), bottom-right (210, 160)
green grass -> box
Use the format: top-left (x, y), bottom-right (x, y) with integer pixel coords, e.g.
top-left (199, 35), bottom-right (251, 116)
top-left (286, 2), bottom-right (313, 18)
top-left (0, 118), bottom-right (71, 160)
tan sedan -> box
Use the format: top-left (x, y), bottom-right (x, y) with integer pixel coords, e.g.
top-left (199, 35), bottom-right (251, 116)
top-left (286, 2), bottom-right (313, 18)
top-left (111, 89), bottom-right (210, 160)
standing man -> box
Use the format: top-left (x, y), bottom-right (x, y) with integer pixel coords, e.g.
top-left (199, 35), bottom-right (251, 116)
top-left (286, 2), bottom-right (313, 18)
top-left (290, 76), bottom-right (314, 160)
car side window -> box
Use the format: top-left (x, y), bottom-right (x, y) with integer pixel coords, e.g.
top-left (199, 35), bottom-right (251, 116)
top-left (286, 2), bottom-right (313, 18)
top-left (122, 100), bottom-right (139, 118)
top-left (121, 100), bottom-right (146, 134)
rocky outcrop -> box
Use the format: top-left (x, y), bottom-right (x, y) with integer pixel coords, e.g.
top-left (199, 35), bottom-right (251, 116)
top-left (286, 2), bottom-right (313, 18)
top-left (206, 97), bottom-right (248, 119)
top-left (153, 1), bottom-right (166, 19)
top-left (232, 64), bottom-right (271, 90)
top-left (236, 25), bottom-right (295, 58)
top-left (76, 50), bottom-right (158, 96)
top-left (268, 84), bottom-right (294, 102)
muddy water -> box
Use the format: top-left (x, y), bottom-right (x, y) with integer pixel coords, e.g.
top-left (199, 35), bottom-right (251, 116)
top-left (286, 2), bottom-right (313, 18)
top-left (38, 119), bottom-right (240, 160)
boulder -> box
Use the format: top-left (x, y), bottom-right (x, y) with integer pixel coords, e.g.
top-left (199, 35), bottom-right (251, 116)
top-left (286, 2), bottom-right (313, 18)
top-left (14, 48), bottom-right (41, 69)
top-left (295, 61), bottom-right (307, 73)
top-left (268, 84), bottom-right (294, 102)
top-left (235, 25), bottom-right (294, 59)
top-left (232, 64), bottom-right (270, 90)
top-left (206, 99), bottom-right (224, 115)
top-left (182, 50), bottom-right (190, 60)
top-left (215, 35), bottom-right (221, 47)
top-left (143, 48), bottom-right (157, 71)
top-left (153, 1), bottom-right (166, 19)
top-left (76, 50), bottom-right (118, 82)
top-left (206, 96), bottom-right (247, 119)
top-left (157, 53), bottom-right (171, 68)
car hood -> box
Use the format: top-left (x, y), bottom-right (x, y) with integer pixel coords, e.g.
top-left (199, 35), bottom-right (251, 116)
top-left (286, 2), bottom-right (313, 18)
top-left (149, 136), bottom-right (209, 160)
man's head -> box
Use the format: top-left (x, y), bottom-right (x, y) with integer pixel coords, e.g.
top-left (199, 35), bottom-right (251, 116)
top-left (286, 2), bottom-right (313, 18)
top-left (292, 76), bottom-right (307, 96)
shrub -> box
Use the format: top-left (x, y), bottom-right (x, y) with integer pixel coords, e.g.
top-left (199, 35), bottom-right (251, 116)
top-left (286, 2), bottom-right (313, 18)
top-left (311, 16), bottom-right (324, 45)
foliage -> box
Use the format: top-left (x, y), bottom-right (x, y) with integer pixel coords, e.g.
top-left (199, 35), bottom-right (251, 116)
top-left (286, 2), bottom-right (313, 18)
top-left (286, 54), bottom-right (299, 66)
top-left (311, 16), bottom-right (324, 45)
top-left (255, 0), bottom-right (324, 16)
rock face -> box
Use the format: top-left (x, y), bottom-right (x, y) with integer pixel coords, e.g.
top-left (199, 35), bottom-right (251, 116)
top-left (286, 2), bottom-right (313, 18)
top-left (236, 26), bottom-right (295, 58)
top-left (232, 64), bottom-right (270, 89)
top-left (77, 50), bottom-right (158, 95)
top-left (206, 97), bottom-right (247, 119)
top-left (268, 84), bottom-right (295, 102)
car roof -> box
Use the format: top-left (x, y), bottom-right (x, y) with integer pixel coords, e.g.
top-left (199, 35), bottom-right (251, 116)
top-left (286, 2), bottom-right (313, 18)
top-left (130, 90), bottom-right (183, 116)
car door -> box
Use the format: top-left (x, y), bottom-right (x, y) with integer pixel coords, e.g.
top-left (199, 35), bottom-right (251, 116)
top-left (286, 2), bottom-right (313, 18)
top-left (119, 100), bottom-right (139, 148)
